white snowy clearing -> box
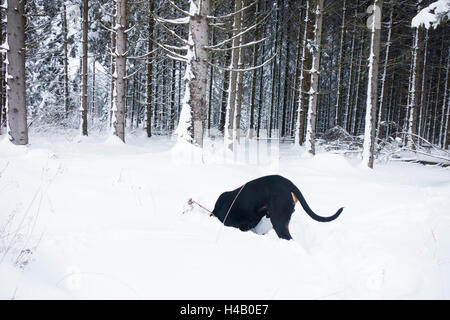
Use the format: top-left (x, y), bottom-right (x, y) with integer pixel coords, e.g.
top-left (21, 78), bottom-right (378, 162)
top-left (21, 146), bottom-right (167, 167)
top-left (0, 132), bottom-right (449, 299)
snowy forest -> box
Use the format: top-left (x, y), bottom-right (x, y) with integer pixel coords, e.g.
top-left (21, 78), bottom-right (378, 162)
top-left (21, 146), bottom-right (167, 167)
top-left (1, 0), bottom-right (449, 165)
top-left (1, 0), bottom-right (450, 300)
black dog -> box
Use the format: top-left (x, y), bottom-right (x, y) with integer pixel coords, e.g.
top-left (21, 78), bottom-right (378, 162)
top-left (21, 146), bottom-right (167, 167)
top-left (212, 175), bottom-right (343, 240)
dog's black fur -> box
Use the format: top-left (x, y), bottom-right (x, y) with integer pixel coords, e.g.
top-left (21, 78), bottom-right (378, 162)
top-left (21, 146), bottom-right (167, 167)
top-left (212, 175), bottom-right (343, 240)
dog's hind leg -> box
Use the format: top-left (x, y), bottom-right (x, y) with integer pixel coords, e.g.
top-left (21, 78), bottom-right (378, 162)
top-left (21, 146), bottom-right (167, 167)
top-left (268, 198), bottom-right (295, 240)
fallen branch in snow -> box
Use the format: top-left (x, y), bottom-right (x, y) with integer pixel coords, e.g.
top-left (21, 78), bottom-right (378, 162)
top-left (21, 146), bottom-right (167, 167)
top-left (377, 133), bottom-right (450, 167)
top-left (186, 198), bottom-right (214, 217)
top-left (390, 158), bottom-right (450, 167)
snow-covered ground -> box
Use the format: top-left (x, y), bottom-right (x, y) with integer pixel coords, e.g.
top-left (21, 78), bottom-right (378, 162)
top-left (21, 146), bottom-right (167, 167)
top-left (1, 131), bottom-right (449, 299)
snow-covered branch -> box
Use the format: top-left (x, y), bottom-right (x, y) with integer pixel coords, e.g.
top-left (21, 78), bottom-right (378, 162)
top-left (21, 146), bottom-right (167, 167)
top-left (148, 37), bottom-right (188, 62)
top-left (125, 24), bottom-right (137, 34)
top-left (167, 0), bottom-right (191, 17)
top-left (411, 0), bottom-right (450, 29)
top-left (210, 53), bottom-right (276, 72)
top-left (206, 5), bottom-right (274, 50)
top-left (98, 2), bottom-right (115, 18)
top-left (98, 20), bottom-right (116, 34)
top-left (124, 65), bottom-right (145, 80)
top-left (153, 15), bottom-right (189, 25)
top-left (207, 37), bottom-right (267, 52)
top-left (127, 48), bottom-right (159, 60)
top-left (150, 13), bottom-right (189, 45)
top-left (207, 0), bottom-right (257, 20)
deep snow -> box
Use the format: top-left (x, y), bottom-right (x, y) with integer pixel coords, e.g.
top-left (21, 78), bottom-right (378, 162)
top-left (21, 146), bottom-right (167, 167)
top-left (0, 132), bottom-right (449, 299)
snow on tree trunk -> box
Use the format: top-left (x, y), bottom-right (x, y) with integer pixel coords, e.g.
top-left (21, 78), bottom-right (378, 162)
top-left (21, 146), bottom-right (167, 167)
top-left (234, 0), bottom-right (246, 144)
top-left (406, 24), bottom-right (423, 149)
top-left (304, 0), bottom-right (323, 155)
top-left (344, 4), bottom-right (358, 132)
top-left (334, 0), bottom-right (346, 127)
top-left (430, 39), bottom-right (444, 145)
top-left (439, 50), bottom-right (449, 148)
top-left (112, 0), bottom-right (127, 142)
top-left (445, 87), bottom-right (450, 149)
top-left (219, 42), bottom-right (231, 134)
top-left (351, 31), bottom-right (365, 136)
top-left (62, 2), bottom-right (70, 117)
top-left (362, 0), bottom-right (383, 169)
top-left (418, 28), bottom-right (428, 140)
top-left (411, 0), bottom-right (450, 29)
top-left (249, 0), bottom-right (260, 139)
top-left (5, 0), bottom-right (28, 145)
top-left (224, 0), bottom-right (242, 151)
top-left (80, 0), bottom-right (88, 136)
top-left (290, 8), bottom-right (303, 139)
top-left (109, 4), bottom-right (116, 128)
top-left (376, 4), bottom-right (393, 140)
top-left (0, 16), bottom-right (3, 135)
top-left (294, 0), bottom-right (310, 146)
top-left (175, 0), bottom-right (210, 148)
top-left (146, 0), bottom-right (154, 138)
top-left (207, 28), bottom-right (215, 132)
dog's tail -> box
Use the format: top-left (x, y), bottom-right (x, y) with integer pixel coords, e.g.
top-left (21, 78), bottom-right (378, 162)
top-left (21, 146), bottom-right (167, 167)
top-left (290, 182), bottom-right (343, 222)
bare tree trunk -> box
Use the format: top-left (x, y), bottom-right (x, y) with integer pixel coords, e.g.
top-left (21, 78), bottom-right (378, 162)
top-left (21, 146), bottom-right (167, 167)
top-left (362, 0), bottom-right (383, 169)
top-left (0, 15), bottom-right (3, 134)
top-left (257, 21), bottom-right (266, 139)
top-left (162, 59), bottom-right (167, 130)
top-left (1, 31), bottom-right (5, 132)
top-left (334, 0), bottom-right (346, 128)
top-left (154, 60), bottom-right (159, 132)
top-left (304, 0), bottom-right (324, 155)
top-left (406, 26), bottom-right (423, 149)
top-left (376, 4), bottom-right (393, 140)
top-left (6, 0), bottom-right (28, 145)
top-left (189, 0), bottom-right (210, 147)
top-left (234, 0), bottom-right (246, 144)
top-left (295, 0), bottom-right (313, 145)
top-left (112, 0), bottom-right (127, 142)
top-left (445, 92), bottom-right (450, 149)
top-left (344, 4), bottom-right (357, 133)
top-left (170, 59), bottom-right (176, 132)
top-left (109, 4), bottom-right (116, 128)
top-left (406, 1), bottom-right (424, 149)
top-left (80, 0), bottom-right (88, 136)
top-left (177, 60), bottom-right (182, 122)
top-left (62, 2), bottom-right (70, 117)
top-left (224, 0), bottom-right (242, 150)
top-left (352, 30), bottom-right (365, 136)
top-left (91, 58), bottom-right (96, 122)
top-left (291, 3), bottom-right (305, 138)
top-left (219, 42), bottom-right (231, 134)
top-left (130, 76), bottom-right (135, 130)
top-left (207, 27), bottom-right (215, 131)
top-left (439, 51), bottom-right (449, 147)
top-left (422, 66), bottom-right (433, 139)
top-left (146, 0), bottom-right (154, 137)
top-left (175, 0), bottom-right (210, 147)
top-left (431, 39), bottom-right (444, 144)
top-left (249, 0), bottom-right (260, 139)
top-left (269, 0), bottom-right (280, 138)
top-left (281, 23), bottom-right (291, 138)
top-left (418, 28), bottom-right (428, 141)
